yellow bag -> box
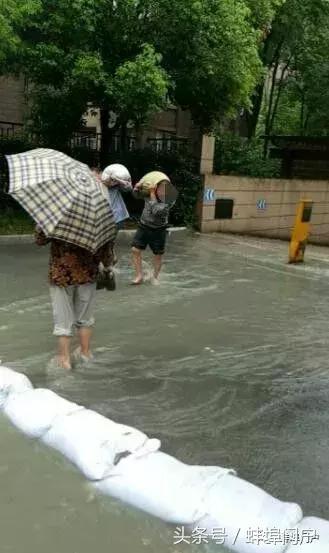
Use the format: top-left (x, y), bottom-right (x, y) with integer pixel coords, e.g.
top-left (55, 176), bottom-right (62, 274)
top-left (137, 171), bottom-right (170, 193)
top-left (136, 171), bottom-right (178, 205)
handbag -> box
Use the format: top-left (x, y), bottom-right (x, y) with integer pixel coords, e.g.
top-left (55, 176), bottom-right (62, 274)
top-left (96, 268), bottom-right (116, 291)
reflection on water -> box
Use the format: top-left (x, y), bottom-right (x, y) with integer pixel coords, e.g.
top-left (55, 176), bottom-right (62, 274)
top-left (1, 232), bottom-right (329, 552)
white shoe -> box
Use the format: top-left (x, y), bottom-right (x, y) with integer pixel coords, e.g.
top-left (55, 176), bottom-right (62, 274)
top-left (151, 276), bottom-right (160, 286)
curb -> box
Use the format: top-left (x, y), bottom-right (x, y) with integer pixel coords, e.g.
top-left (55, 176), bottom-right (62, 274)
top-left (0, 227), bottom-right (187, 245)
top-left (0, 234), bottom-right (34, 244)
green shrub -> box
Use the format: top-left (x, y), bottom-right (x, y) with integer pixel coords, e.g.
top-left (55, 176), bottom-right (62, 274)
top-left (0, 209), bottom-right (34, 235)
top-left (70, 146), bottom-right (99, 167)
top-left (0, 135), bottom-right (35, 156)
top-left (100, 147), bottom-right (197, 182)
top-left (0, 138), bottom-right (201, 229)
top-left (215, 133), bottom-right (280, 178)
top-left (101, 148), bottom-right (201, 227)
top-left (169, 169), bottom-right (202, 227)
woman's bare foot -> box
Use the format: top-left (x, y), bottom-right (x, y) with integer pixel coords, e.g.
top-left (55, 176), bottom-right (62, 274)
top-left (59, 356), bottom-right (72, 370)
top-left (72, 347), bottom-right (94, 365)
top-left (131, 276), bottom-right (143, 285)
top-left (49, 356), bottom-right (72, 371)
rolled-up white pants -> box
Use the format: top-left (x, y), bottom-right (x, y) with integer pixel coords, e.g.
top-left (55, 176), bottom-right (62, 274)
top-left (50, 283), bottom-right (97, 337)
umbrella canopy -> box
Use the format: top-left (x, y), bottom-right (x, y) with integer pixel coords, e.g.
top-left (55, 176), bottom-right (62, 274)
top-left (6, 148), bottom-right (117, 253)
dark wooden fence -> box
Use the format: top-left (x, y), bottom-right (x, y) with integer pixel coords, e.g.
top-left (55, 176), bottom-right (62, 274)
top-left (267, 136), bottom-right (329, 179)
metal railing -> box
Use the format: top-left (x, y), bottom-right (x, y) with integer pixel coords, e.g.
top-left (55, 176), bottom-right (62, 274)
top-left (0, 121), bottom-right (191, 155)
top-left (70, 132), bottom-right (136, 152)
top-left (70, 131), bottom-right (101, 151)
top-left (147, 137), bottom-right (189, 153)
top-left (0, 121), bottom-right (24, 139)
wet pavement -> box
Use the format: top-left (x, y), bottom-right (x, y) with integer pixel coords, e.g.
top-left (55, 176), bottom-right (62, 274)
top-left (1, 231), bottom-right (329, 552)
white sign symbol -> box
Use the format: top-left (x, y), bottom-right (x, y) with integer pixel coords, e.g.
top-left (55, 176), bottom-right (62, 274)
top-left (256, 199), bottom-right (267, 210)
top-left (204, 188), bottom-right (215, 202)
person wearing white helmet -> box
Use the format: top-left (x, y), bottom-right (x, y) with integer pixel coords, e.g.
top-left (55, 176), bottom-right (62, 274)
top-left (91, 163), bottom-right (132, 291)
top-left (101, 163), bottom-right (133, 229)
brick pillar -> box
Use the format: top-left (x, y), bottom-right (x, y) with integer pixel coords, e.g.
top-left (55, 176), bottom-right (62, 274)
top-left (200, 134), bottom-right (215, 175)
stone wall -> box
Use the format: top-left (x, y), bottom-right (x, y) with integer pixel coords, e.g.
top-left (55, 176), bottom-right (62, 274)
top-left (200, 174), bottom-right (329, 246)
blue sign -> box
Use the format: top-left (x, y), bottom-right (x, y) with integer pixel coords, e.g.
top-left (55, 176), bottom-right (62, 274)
top-left (204, 188), bottom-right (215, 202)
top-left (256, 199), bottom-right (267, 210)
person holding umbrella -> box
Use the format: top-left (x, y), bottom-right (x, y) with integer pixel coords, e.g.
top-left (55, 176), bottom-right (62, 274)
top-left (34, 226), bottom-right (114, 370)
top-left (6, 149), bottom-right (117, 370)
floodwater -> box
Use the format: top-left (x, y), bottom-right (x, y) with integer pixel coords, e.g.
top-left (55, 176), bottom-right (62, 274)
top-left (1, 231), bottom-right (329, 553)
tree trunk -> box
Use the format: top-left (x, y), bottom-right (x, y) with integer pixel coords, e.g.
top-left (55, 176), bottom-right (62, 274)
top-left (269, 57), bottom-right (291, 135)
top-left (263, 39), bottom-right (285, 157)
top-left (120, 122), bottom-right (128, 152)
top-left (243, 32), bottom-right (278, 139)
top-left (100, 106), bottom-right (111, 165)
top-left (300, 89), bottom-right (307, 135)
top-left (135, 124), bottom-right (146, 149)
top-left (263, 61), bottom-right (282, 157)
top-left (245, 81), bottom-right (266, 138)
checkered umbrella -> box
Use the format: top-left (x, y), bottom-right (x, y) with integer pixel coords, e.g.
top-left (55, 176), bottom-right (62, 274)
top-left (6, 148), bottom-right (117, 253)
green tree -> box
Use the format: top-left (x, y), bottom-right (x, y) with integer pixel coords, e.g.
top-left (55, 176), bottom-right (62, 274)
top-left (245, 0), bottom-right (329, 139)
top-left (8, 0), bottom-right (261, 152)
top-left (0, 0), bottom-right (39, 71)
top-left (292, 20), bottom-right (329, 135)
top-left (266, 78), bottom-right (301, 135)
top-left (149, 0), bottom-right (261, 129)
top-left (0, 1), bottom-right (16, 69)
top-left (244, 0), bottom-right (284, 30)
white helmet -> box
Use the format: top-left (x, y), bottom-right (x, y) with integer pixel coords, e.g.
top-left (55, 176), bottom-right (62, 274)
top-left (101, 163), bottom-right (131, 186)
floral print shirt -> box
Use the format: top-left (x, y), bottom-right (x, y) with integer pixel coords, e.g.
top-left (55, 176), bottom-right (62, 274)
top-left (35, 227), bottom-right (114, 287)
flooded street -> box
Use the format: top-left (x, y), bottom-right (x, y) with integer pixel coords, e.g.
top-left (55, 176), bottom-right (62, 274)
top-left (1, 231), bottom-right (329, 552)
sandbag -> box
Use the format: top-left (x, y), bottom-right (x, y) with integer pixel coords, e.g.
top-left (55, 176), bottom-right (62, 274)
top-left (95, 451), bottom-right (235, 524)
top-left (0, 366), bottom-right (33, 408)
top-left (200, 474), bottom-right (303, 553)
top-left (3, 388), bottom-right (82, 438)
top-left (284, 517), bottom-right (329, 552)
top-left (137, 171), bottom-right (170, 193)
top-left (42, 409), bottom-right (161, 481)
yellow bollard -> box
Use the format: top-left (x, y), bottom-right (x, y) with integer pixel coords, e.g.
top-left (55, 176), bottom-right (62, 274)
top-left (288, 199), bottom-right (313, 264)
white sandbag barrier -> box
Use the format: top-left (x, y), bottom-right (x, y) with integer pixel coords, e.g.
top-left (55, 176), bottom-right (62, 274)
top-left (3, 388), bottom-right (83, 438)
top-left (0, 365), bottom-right (33, 408)
top-left (284, 517), bottom-right (329, 552)
top-left (42, 408), bottom-right (161, 480)
top-left (199, 475), bottom-right (302, 553)
top-left (0, 366), bottom-right (327, 552)
top-left (95, 451), bottom-right (235, 524)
